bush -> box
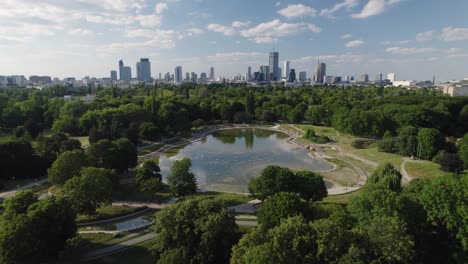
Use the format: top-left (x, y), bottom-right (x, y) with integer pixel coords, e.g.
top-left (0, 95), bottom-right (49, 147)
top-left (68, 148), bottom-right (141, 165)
top-left (304, 129), bottom-right (330, 144)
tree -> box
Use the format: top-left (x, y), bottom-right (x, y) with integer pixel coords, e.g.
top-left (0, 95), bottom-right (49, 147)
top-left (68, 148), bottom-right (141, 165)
top-left (231, 216), bottom-right (318, 264)
top-left (167, 158), bottom-right (197, 197)
top-left (136, 160), bottom-right (164, 193)
top-left (48, 149), bottom-right (89, 185)
top-left (459, 133), bottom-right (468, 169)
top-left (1, 190), bottom-right (38, 217)
top-left (433, 150), bottom-right (464, 173)
top-left (0, 137), bottom-right (39, 180)
top-left (294, 170), bottom-right (328, 202)
top-left (367, 163), bottom-right (402, 192)
top-left (152, 199), bottom-right (239, 264)
top-left (35, 132), bottom-right (81, 162)
top-left (246, 92), bottom-right (255, 115)
top-left (417, 128), bottom-right (442, 160)
top-left (0, 195), bottom-right (76, 263)
top-left (419, 174), bottom-right (468, 252)
top-left (257, 192), bottom-right (306, 229)
top-left (87, 138), bottom-right (137, 172)
top-left (61, 167), bottom-right (113, 215)
top-left (248, 165), bottom-right (295, 201)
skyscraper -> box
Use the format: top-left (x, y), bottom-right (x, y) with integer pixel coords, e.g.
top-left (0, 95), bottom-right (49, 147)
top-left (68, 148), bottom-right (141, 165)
top-left (247, 66), bottom-right (251, 81)
top-left (360, 74), bottom-right (369, 83)
top-left (260, 65), bottom-right (270, 82)
top-left (136, 58), bottom-right (151, 82)
top-left (210, 67), bottom-right (214, 80)
top-left (269, 52), bottom-right (279, 81)
top-left (119, 60), bottom-right (131, 81)
top-left (289, 69), bottom-right (296, 83)
top-left (119, 60), bottom-right (124, 80)
top-left (174, 66), bottom-right (183, 84)
top-left (388, 73), bottom-right (396, 82)
top-left (299, 71), bottom-right (307, 82)
top-left (375, 73), bottom-right (383, 81)
top-left (283, 61), bottom-right (290, 79)
top-left (200, 73), bottom-right (207, 83)
top-left (314, 60), bottom-right (326, 83)
top-left (110, 70), bottom-right (117, 81)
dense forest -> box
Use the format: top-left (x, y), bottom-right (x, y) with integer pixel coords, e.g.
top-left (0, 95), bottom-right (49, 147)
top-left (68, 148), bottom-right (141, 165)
top-left (0, 84), bottom-right (467, 263)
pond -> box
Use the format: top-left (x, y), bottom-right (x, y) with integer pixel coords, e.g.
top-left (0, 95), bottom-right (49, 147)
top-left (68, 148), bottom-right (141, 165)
top-left (159, 128), bottom-right (334, 193)
top-left (93, 214), bottom-right (153, 231)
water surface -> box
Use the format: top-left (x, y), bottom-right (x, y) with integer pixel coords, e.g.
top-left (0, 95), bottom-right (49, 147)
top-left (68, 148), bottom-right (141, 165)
top-left (159, 128), bottom-right (333, 193)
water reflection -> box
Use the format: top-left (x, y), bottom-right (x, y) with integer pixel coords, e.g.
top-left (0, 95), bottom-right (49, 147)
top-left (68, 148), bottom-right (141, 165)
top-left (159, 128), bottom-right (332, 192)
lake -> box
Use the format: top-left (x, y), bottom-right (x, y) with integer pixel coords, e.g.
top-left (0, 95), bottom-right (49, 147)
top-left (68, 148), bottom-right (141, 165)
top-left (159, 128), bottom-right (333, 193)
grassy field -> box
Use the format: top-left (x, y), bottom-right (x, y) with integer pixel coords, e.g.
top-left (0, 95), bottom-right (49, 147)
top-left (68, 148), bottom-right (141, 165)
top-left (86, 241), bottom-right (155, 264)
top-left (187, 191), bottom-right (251, 207)
top-left (76, 205), bottom-right (148, 224)
top-left (113, 183), bottom-right (172, 203)
top-left (405, 161), bottom-right (454, 180)
top-left (322, 189), bottom-right (362, 205)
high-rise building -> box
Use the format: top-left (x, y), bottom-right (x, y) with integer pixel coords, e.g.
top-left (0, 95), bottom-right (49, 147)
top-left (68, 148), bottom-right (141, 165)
top-left (200, 73), bottom-right (207, 83)
top-left (299, 71), bottom-right (307, 82)
top-left (119, 60), bottom-right (131, 81)
top-left (269, 52), bottom-right (279, 81)
top-left (314, 60), bottom-right (326, 83)
top-left (191, 72), bottom-right (197, 83)
top-left (159, 73), bottom-right (162, 80)
top-left (29, 76), bottom-right (52, 84)
top-left (278, 68), bottom-right (282, 81)
top-left (119, 60), bottom-right (124, 80)
top-left (247, 66), bottom-right (252, 81)
top-left (283, 61), bottom-right (290, 79)
top-left (110, 71), bottom-right (117, 81)
top-left (260, 65), bottom-right (270, 81)
top-left (288, 69), bottom-right (296, 83)
top-left (136, 58), bottom-right (151, 82)
top-left (375, 73), bottom-right (383, 81)
top-left (360, 74), bottom-right (369, 83)
top-left (174, 66), bottom-right (183, 84)
top-left (387, 73), bottom-right (396, 82)
top-left (210, 67), bottom-right (214, 80)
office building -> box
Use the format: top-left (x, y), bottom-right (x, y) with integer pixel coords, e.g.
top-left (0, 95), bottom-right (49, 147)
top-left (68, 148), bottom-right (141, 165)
top-left (314, 60), bottom-right (326, 83)
top-left (288, 69), bottom-right (296, 83)
top-left (299, 71), bottom-right (307, 82)
top-left (360, 74), bottom-right (369, 83)
top-left (110, 71), bottom-right (117, 81)
top-left (247, 66), bottom-right (252, 81)
top-left (29, 76), bottom-right (52, 84)
top-left (324, 76), bottom-right (334, 85)
top-left (191, 72), bottom-right (197, 83)
top-left (119, 60), bottom-right (131, 81)
top-left (200, 73), bottom-right (207, 83)
top-left (375, 73), bottom-right (383, 81)
top-left (283, 61), bottom-right (290, 79)
top-left (388, 73), bottom-right (396, 82)
top-left (269, 52), bottom-right (279, 81)
top-left (174, 66), bottom-right (183, 84)
top-left (260, 65), bottom-right (270, 81)
top-left (136, 58), bottom-right (151, 82)
top-left (210, 67), bottom-right (214, 80)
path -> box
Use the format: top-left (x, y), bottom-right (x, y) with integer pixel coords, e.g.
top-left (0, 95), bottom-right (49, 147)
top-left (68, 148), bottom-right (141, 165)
top-left (400, 158), bottom-right (418, 182)
top-left (112, 201), bottom-right (170, 210)
top-left (0, 178), bottom-right (48, 200)
top-left (83, 233), bottom-right (156, 260)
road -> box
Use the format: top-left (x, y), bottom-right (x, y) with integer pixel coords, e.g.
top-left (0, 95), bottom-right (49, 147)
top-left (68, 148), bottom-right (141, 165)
top-left (0, 178), bottom-right (48, 200)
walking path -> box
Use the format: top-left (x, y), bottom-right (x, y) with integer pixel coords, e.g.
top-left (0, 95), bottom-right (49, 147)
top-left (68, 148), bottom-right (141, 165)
top-left (83, 233), bottom-right (156, 260)
top-left (0, 178), bottom-right (48, 200)
top-left (400, 158), bottom-right (418, 182)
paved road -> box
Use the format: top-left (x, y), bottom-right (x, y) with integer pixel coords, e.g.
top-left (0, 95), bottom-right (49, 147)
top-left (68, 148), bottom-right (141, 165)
top-left (0, 178), bottom-right (48, 200)
top-left (83, 233), bottom-right (156, 260)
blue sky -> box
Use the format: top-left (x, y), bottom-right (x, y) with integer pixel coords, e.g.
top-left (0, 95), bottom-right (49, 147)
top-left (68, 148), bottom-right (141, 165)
top-left (1, 0), bottom-right (467, 81)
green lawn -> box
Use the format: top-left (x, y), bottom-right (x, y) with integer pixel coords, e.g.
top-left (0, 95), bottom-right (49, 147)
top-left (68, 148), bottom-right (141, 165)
top-left (86, 241), bottom-right (155, 264)
top-left (137, 144), bottom-right (163, 156)
top-left (322, 189), bottom-right (362, 205)
top-left (187, 191), bottom-right (251, 207)
top-left (112, 183), bottom-right (172, 203)
top-left (405, 161), bottom-right (454, 180)
top-left (76, 205), bottom-right (148, 224)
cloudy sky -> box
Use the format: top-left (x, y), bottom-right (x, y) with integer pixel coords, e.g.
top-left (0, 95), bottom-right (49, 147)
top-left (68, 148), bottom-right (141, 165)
top-left (1, 0), bottom-right (467, 81)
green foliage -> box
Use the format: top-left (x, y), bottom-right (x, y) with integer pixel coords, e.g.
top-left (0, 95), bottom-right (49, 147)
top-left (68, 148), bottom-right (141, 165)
top-left (248, 165), bottom-right (327, 201)
top-left (417, 128), bottom-right (442, 160)
top-left (0, 195), bottom-right (76, 263)
top-left (367, 163), bottom-right (402, 192)
top-left (304, 128), bottom-right (330, 144)
top-left (459, 133), bottom-right (468, 169)
top-left (419, 174), bottom-right (468, 251)
top-left (48, 149), bottom-right (90, 185)
top-left (0, 137), bottom-right (43, 180)
top-left (152, 199), bottom-right (239, 264)
top-left (257, 192), bottom-right (306, 229)
top-left (61, 167), bottom-right (113, 215)
top-left (167, 158), bottom-right (197, 197)
top-left (136, 160), bottom-right (164, 193)
top-left (433, 150), bottom-right (464, 173)
top-left (87, 138), bottom-right (137, 172)
top-left (35, 132), bottom-right (82, 162)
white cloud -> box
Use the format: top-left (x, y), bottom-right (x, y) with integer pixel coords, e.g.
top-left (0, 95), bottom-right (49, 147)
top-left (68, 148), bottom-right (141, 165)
top-left (187, 27), bottom-right (204, 35)
top-left (155, 3), bottom-right (168, 14)
top-left (385, 47), bottom-right (438, 54)
top-left (440, 27), bottom-right (468, 41)
top-left (232, 21), bottom-right (250, 28)
top-left (320, 0), bottom-right (359, 17)
top-left (135, 15), bottom-right (162, 27)
top-left (352, 0), bottom-right (401, 19)
top-left (68, 28), bottom-right (94, 36)
top-left (277, 4), bottom-right (317, 18)
top-left (207, 24), bottom-right (236, 36)
top-left (346, 40), bottom-right (365, 48)
top-left (448, 53), bottom-right (468, 58)
top-left (380, 40), bottom-right (411, 45)
top-left (240, 20), bottom-right (322, 42)
top-left (445, 48), bottom-right (462, 54)
top-left (341, 34), bottom-right (352, 39)
top-left (254, 37), bottom-right (278, 44)
top-left (416, 30), bottom-right (435, 42)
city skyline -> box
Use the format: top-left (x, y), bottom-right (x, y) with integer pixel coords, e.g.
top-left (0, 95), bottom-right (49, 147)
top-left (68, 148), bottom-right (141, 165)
top-left (0, 0), bottom-right (468, 81)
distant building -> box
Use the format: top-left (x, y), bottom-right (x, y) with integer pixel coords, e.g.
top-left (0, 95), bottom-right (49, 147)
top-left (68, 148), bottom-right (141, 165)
top-left (119, 60), bottom-right (131, 81)
top-left (299, 71), bottom-right (307, 82)
top-left (324, 76), bottom-right (334, 85)
top-left (29, 76), bottom-right (52, 84)
top-left (136, 58), bottom-right (151, 82)
top-left (375, 73), bottom-right (383, 81)
top-left (191, 72), bottom-right (197, 83)
top-left (388, 73), bottom-right (396, 82)
top-left (393, 80), bottom-right (416, 87)
top-left (360, 74), bottom-right (369, 83)
top-left (174, 66), bottom-right (183, 84)
top-left (283, 61), bottom-right (290, 79)
top-left (288, 69), bottom-right (296, 83)
top-left (260, 65), bottom-right (270, 82)
top-left (110, 71), bottom-right (117, 81)
top-left (269, 52), bottom-right (279, 81)
top-left (443, 79), bottom-right (468, 96)
top-left (200, 73), bottom-right (207, 83)
top-left (210, 67), bottom-right (215, 80)
top-left (247, 66), bottom-right (252, 81)
top-left (333, 76), bottom-right (342, 84)
top-left (314, 61), bottom-right (326, 83)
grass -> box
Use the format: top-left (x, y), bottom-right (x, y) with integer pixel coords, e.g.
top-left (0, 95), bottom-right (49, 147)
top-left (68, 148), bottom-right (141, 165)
top-left (71, 136), bottom-right (90, 148)
top-left (137, 144), bottom-right (163, 156)
top-left (404, 160), bottom-right (453, 180)
top-left (187, 191), bottom-right (251, 207)
top-left (112, 183), bottom-right (172, 203)
top-left (76, 205), bottom-right (148, 224)
top-left (162, 145), bottom-right (186, 158)
top-left (322, 189), bottom-right (362, 205)
top-left (86, 240), bottom-right (155, 264)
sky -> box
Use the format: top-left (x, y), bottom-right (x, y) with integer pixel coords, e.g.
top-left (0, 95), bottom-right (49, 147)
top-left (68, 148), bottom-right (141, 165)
top-left (1, 0), bottom-right (468, 81)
